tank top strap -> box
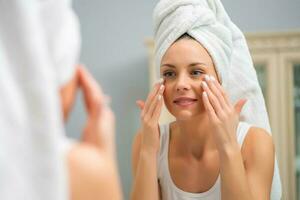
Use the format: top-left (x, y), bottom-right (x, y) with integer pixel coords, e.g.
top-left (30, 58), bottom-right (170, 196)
top-left (236, 121), bottom-right (252, 147)
top-left (157, 123), bottom-right (170, 179)
top-left (158, 123), bottom-right (170, 157)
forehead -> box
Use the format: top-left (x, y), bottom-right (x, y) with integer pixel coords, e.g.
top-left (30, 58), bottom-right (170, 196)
top-left (161, 38), bottom-right (214, 66)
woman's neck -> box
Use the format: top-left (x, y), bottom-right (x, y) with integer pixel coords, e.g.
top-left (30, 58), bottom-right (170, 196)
top-left (171, 114), bottom-right (217, 159)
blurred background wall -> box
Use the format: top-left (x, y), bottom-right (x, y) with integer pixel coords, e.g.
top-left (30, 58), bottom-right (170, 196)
top-left (67, 0), bottom-right (300, 199)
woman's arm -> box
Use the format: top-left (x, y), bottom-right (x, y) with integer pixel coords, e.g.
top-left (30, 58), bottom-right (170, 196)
top-left (201, 75), bottom-right (274, 200)
top-left (131, 81), bottom-right (165, 200)
top-left (131, 132), bottom-right (161, 200)
top-left (61, 66), bottom-right (122, 200)
top-left (243, 128), bottom-right (274, 199)
top-left (68, 143), bottom-right (122, 200)
top-left (218, 127), bottom-right (274, 200)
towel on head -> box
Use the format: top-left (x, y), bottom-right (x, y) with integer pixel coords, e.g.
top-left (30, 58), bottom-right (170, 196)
top-left (153, 0), bottom-right (281, 199)
top-left (154, 0), bottom-right (232, 88)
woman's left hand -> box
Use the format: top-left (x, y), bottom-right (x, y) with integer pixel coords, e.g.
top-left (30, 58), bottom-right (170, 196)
top-left (201, 75), bottom-right (247, 152)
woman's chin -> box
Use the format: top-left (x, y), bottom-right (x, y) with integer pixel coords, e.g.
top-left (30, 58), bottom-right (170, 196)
top-left (173, 110), bottom-right (195, 121)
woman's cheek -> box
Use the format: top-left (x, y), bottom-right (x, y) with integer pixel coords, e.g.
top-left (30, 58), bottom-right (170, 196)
top-left (162, 85), bottom-right (170, 104)
top-left (163, 84), bottom-right (174, 112)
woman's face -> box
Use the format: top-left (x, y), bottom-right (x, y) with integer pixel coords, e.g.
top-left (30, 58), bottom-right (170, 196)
top-left (160, 38), bottom-right (219, 120)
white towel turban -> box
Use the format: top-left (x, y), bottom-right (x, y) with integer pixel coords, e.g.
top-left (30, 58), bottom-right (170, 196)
top-left (0, 0), bottom-right (80, 199)
top-left (153, 0), bottom-right (282, 199)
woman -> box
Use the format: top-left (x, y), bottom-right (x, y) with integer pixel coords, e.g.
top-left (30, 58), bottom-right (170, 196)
top-left (0, 1), bottom-right (122, 199)
top-left (61, 66), bottom-right (122, 200)
top-left (131, 0), bottom-right (281, 199)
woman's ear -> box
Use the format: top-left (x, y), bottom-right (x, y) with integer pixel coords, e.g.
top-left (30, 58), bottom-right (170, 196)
top-left (60, 66), bottom-right (80, 122)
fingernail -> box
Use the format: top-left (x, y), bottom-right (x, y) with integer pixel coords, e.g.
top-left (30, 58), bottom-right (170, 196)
top-left (205, 75), bottom-right (210, 81)
top-left (202, 81), bottom-right (207, 88)
top-left (158, 78), bottom-right (164, 84)
top-left (203, 92), bottom-right (207, 97)
top-left (153, 78), bottom-right (164, 87)
top-left (158, 95), bottom-right (162, 100)
top-left (210, 76), bottom-right (216, 81)
top-left (159, 84), bottom-right (165, 91)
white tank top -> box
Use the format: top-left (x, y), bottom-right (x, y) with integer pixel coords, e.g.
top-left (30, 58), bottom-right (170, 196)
top-left (157, 122), bottom-right (267, 200)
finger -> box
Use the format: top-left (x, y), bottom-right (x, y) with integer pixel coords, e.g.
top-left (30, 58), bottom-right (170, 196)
top-left (201, 81), bottom-right (224, 118)
top-left (209, 75), bottom-right (231, 106)
top-left (204, 75), bottom-right (229, 111)
top-left (234, 99), bottom-right (247, 115)
top-left (78, 66), bottom-right (102, 112)
top-left (150, 84), bottom-right (165, 119)
top-left (141, 83), bottom-right (160, 116)
top-left (147, 84), bottom-right (165, 118)
top-left (60, 67), bottom-right (80, 121)
top-left (136, 100), bottom-right (145, 110)
top-left (142, 79), bottom-right (164, 116)
top-left (78, 65), bottom-right (104, 117)
top-left (152, 93), bottom-right (164, 122)
top-left (202, 91), bottom-right (218, 122)
top-left (98, 106), bottom-right (116, 153)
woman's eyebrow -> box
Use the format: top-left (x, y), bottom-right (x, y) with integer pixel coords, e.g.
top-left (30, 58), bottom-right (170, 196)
top-left (189, 62), bottom-right (207, 67)
top-left (161, 64), bottom-right (175, 68)
top-left (161, 62), bottom-right (208, 68)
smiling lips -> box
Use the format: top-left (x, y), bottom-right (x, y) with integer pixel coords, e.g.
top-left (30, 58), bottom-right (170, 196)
top-left (173, 97), bottom-right (198, 107)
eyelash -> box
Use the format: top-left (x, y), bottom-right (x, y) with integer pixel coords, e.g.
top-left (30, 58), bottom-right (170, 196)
top-left (191, 70), bottom-right (203, 77)
top-left (163, 71), bottom-right (176, 78)
top-left (162, 70), bottom-right (204, 79)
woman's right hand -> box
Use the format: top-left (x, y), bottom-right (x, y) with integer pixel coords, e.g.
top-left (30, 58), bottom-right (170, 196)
top-left (78, 66), bottom-right (116, 157)
top-left (136, 79), bottom-right (165, 154)
top-left (68, 66), bottom-right (122, 200)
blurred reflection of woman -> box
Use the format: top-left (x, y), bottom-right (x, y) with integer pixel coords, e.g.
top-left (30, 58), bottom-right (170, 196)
top-left (0, 1), bottom-right (122, 200)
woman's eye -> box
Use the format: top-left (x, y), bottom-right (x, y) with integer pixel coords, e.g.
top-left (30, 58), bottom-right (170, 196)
top-left (163, 71), bottom-right (176, 78)
top-left (191, 70), bottom-right (203, 76)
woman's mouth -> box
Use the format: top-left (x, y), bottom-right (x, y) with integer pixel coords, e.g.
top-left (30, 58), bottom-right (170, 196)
top-left (173, 97), bottom-right (198, 107)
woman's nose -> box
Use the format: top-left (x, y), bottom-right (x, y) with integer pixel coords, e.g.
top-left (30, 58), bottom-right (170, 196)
top-left (175, 74), bottom-right (191, 92)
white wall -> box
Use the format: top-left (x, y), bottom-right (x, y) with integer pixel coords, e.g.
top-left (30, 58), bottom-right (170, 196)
top-left (68, 0), bottom-right (300, 199)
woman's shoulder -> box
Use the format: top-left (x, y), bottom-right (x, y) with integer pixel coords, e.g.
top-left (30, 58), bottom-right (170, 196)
top-left (241, 126), bottom-right (275, 167)
top-left (237, 122), bottom-right (273, 145)
top-left (244, 126), bottom-right (274, 149)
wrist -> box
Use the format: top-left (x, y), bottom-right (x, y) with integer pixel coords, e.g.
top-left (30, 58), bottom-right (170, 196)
top-left (217, 142), bottom-right (240, 160)
top-left (140, 147), bottom-right (158, 158)
top-left (138, 149), bottom-right (158, 170)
